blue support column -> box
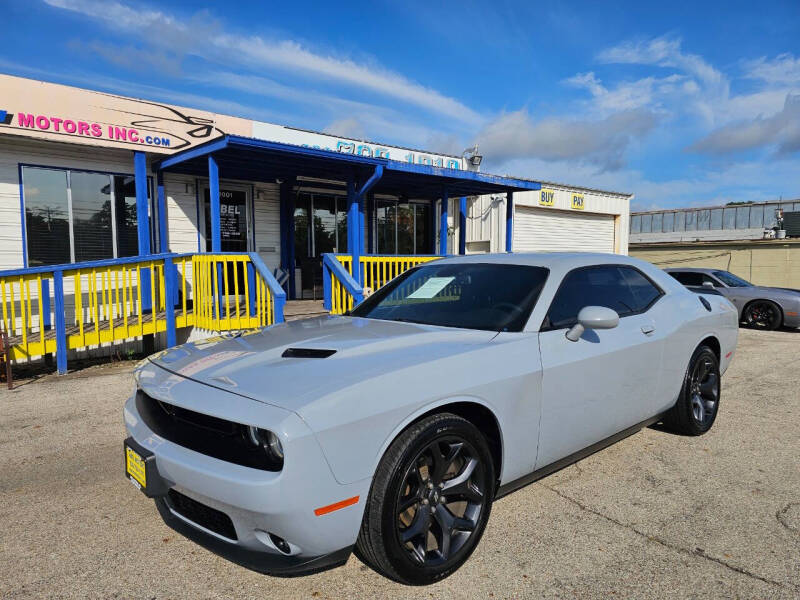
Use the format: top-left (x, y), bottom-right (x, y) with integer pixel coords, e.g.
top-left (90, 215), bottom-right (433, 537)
top-left (53, 270), bottom-right (67, 374)
top-left (208, 154), bottom-right (221, 252)
top-left (246, 262), bottom-right (257, 316)
top-left (459, 196), bottom-right (467, 255)
top-left (157, 171), bottom-right (168, 252)
top-left (134, 151), bottom-right (152, 311)
top-left (164, 257), bottom-right (176, 348)
top-left (439, 188), bottom-right (449, 256)
top-left (134, 152), bottom-right (150, 255)
top-left (430, 199), bottom-right (437, 253)
top-left (41, 279), bottom-right (51, 331)
top-left (322, 261), bottom-right (331, 311)
top-left (506, 190), bottom-right (514, 253)
top-left (346, 176), bottom-right (361, 284)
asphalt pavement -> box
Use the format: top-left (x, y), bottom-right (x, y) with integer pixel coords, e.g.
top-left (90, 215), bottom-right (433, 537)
top-left (1, 327), bottom-right (798, 599)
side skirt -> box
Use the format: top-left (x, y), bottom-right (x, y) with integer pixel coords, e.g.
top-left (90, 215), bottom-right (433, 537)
top-left (494, 412), bottom-right (667, 500)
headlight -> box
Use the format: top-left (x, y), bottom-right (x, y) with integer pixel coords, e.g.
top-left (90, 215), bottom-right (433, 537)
top-left (246, 426), bottom-right (284, 463)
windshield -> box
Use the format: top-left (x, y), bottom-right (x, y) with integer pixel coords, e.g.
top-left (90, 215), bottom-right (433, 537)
top-left (350, 263), bottom-right (549, 332)
top-left (712, 270), bottom-right (753, 287)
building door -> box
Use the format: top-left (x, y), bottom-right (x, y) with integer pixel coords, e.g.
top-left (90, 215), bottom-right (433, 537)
top-left (202, 186), bottom-right (252, 252)
top-left (294, 192), bottom-right (348, 299)
top-left (514, 207), bottom-right (616, 253)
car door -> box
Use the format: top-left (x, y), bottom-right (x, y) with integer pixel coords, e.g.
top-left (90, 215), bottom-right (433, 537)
top-left (535, 265), bottom-right (666, 469)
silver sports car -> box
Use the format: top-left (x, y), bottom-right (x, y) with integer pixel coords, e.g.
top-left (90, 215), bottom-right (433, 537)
top-left (665, 267), bottom-right (800, 330)
top-left (124, 253), bottom-right (738, 585)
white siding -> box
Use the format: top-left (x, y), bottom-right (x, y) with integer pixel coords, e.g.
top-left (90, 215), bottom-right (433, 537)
top-left (253, 183), bottom-right (281, 270)
top-left (164, 174), bottom-right (200, 253)
top-left (514, 207), bottom-right (616, 253)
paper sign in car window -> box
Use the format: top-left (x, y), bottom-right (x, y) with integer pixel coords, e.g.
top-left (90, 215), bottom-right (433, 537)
top-left (407, 277), bottom-right (455, 299)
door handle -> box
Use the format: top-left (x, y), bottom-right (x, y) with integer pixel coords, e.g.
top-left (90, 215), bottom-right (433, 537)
top-left (641, 324), bottom-right (655, 335)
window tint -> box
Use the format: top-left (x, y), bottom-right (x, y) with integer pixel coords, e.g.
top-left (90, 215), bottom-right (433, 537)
top-left (669, 271), bottom-right (704, 286)
top-left (351, 263), bottom-right (549, 332)
top-left (546, 266), bottom-right (662, 329)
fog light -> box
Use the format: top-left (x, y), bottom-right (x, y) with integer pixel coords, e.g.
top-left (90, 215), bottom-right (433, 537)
top-left (269, 532), bottom-right (291, 555)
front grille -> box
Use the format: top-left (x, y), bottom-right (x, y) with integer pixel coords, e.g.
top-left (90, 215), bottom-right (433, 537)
top-left (168, 489), bottom-right (237, 540)
top-left (135, 391), bottom-right (282, 471)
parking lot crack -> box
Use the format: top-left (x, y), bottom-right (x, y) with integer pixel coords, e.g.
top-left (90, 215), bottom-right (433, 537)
top-left (539, 482), bottom-right (797, 593)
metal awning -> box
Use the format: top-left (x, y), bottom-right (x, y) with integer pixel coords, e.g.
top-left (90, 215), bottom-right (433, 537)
top-left (154, 135), bottom-right (541, 198)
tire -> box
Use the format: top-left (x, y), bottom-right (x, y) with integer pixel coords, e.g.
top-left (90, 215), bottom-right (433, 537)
top-left (355, 413), bottom-right (495, 585)
top-left (743, 299), bottom-right (782, 330)
top-left (663, 345), bottom-right (721, 436)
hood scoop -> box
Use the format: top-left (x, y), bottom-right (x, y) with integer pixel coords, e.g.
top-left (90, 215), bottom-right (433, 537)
top-left (281, 347), bottom-right (337, 359)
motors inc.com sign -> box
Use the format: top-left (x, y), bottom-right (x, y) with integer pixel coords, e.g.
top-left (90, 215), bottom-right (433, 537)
top-left (0, 74), bottom-right (252, 154)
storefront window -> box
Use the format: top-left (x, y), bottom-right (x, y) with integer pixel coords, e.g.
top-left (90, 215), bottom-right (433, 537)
top-left (23, 168), bottom-right (70, 266)
top-left (23, 166), bottom-right (146, 267)
top-left (312, 195), bottom-right (337, 255)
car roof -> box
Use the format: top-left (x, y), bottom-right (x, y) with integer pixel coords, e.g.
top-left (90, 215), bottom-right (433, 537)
top-left (664, 267), bottom-right (720, 274)
top-left (434, 252), bottom-right (644, 269)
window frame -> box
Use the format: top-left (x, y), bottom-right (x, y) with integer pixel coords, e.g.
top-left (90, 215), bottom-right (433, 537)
top-left (20, 163), bottom-right (153, 267)
top-left (540, 263), bottom-right (665, 331)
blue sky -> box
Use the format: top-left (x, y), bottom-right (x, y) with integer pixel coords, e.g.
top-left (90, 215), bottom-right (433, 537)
top-left (2, 0), bottom-right (800, 210)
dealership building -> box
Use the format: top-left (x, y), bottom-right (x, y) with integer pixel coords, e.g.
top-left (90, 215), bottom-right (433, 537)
top-left (0, 74), bottom-right (630, 296)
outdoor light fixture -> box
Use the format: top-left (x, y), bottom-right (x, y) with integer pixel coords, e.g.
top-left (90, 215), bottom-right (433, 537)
top-left (462, 144), bottom-right (483, 169)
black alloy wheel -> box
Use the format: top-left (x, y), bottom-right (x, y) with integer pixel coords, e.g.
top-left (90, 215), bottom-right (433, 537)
top-left (743, 300), bottom-right (782, 330)
top-left (663, 344), bottom-right (721, 436)
top-left (395, 437), bottom-right (486, 567)
top-left (356, 413), bottom-right (494, 585)
top-left (688, 353), bottom-right (719, 428)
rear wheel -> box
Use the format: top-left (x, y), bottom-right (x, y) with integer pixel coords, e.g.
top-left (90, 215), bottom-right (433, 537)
top-left (663, 345), bottom-right (720, 436)
top-left (743, 300), bottom-right (782, 330)
top-left (355, 413), bottom-right (494, 585)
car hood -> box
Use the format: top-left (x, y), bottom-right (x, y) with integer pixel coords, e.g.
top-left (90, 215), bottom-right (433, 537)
top-left (144, 316), bottom-right (497, 413)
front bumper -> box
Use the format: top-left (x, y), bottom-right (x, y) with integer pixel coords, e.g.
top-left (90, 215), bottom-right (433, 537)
top-left (123, 390), bottom-right (370, 577)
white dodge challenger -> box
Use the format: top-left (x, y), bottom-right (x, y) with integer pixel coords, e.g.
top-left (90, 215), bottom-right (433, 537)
top-left (124, 253), bottom-right (738, 585)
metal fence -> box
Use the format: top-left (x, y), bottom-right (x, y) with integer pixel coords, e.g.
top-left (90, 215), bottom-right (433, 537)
top-left (631, 201), bottom-right (800, 235)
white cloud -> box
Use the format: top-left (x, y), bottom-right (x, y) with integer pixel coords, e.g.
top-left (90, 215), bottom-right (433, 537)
top-left (43, 0), bottom-right (482, 125)
top-left (743, 53), bottom-right (800, 85)
top-left (688, 94), bottom-right (800, 156)
top-left (598, 35), bottom-right (725, 90)
top-left (477, 108), bottom-right (659, 172)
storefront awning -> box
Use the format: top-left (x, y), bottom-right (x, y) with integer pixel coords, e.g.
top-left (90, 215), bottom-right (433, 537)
top-left (154, 135), bottom-right (541, 198)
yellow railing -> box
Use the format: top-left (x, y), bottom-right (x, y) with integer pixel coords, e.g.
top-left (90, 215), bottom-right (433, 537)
top-left (330, 272), bottom-right (354, 315)
top-left (65, 259), bottom-right (168, 350)
top-left (334, 254), bottom-right (441, 293)
top-left (326, 254), bottom-right (442, 315)
top-left (359, 255), bottom-right (440, 292)
top-left (187, 254), bottom-right (275, 332)
top-left (0, 273), bottom-right (56, 360)
top-left (1, 252), bottom-right (284, 372)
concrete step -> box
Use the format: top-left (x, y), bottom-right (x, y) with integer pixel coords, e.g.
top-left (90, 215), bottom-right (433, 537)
top-left (284, 300), bottom-right (327, 321)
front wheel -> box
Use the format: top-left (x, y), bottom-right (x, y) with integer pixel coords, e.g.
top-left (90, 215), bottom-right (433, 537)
top-left (355, 413), bottom-right (495, 585)
top-left (743, 300), bottom-right (782, 330)
top-left (663, 345), bottom-right (720, 435)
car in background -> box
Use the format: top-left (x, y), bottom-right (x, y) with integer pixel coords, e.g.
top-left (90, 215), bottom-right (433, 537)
top-left (124, 254), bottom-right (739, 585)
top-left (665, 268), bottom-right (800, 330)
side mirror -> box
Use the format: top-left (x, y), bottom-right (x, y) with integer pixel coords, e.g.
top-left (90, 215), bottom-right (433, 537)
top-left (702, 280), bottom-right (715, 289)
top-left (565, 306), bottom-right (620, 342)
